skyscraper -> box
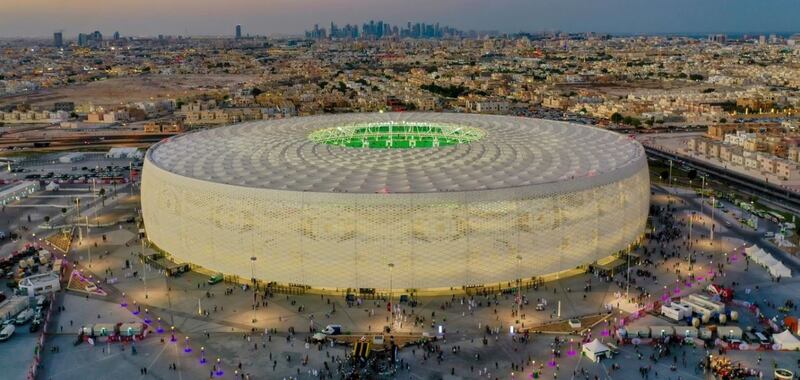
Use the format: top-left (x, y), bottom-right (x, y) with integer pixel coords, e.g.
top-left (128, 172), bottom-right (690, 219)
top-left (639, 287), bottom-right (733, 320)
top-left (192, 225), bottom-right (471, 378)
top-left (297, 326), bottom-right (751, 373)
top-left (53, 32), bottom-right (62, 48)
top-left (235, 24), bottom-right (242, 39)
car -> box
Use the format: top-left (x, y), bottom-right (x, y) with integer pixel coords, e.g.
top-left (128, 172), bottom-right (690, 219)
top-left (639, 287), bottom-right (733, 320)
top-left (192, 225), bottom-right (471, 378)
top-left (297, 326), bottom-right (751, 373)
top-left (29, 318), bottom-right (42, 333)
top-left (311, 332), bottom-right (327, 343)
top-left (764, 232), bottom-right (775, 238)
top-left (14, 309), bottom-right (33, 325)
top-left (0, 324), bottom-right (15, 341)
top-left (322, 324), bottom-right (342, 335)
top-left (35, 295), bottom-right (49, 308)
top-left (207, 273), bottom-right (223, 285)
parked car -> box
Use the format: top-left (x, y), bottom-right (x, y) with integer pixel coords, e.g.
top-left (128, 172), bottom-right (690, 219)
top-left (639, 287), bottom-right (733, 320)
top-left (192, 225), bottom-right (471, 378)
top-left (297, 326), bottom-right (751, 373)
top-left (29, 318), bottom-right (42, 333)
top-left (0, 324), bottom-right (15, 341)
top-left (323, 324), bottom-right (342, 335)
top-left (14, 309), bottom-right (33, 325)
top-left (207, 273), bottom-right (223, 285)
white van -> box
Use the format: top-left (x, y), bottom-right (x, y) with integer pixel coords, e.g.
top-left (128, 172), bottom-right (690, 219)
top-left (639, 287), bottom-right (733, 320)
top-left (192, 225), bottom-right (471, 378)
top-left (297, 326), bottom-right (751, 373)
top-left (323, 324), bottom-right (342, 335)
top-left (0, 325), bottom-right (15, 341)
top-left (14, 309), bottom-right (33, 325)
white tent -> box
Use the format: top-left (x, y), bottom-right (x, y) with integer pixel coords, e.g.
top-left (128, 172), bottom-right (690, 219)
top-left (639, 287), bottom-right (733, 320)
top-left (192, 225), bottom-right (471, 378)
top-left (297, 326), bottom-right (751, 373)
top-left (772, 330), bottom-right (800, 350)
top-left (582, 339), bottom-right (611, 362)
top-left (761, 255), bottom-right (779, 268)
top-left (768, 262), bottom-right (792, 278)
top-left (745, 245), bottom-right (761, 256)
top-left (748, 248), bottom-right (770, 265)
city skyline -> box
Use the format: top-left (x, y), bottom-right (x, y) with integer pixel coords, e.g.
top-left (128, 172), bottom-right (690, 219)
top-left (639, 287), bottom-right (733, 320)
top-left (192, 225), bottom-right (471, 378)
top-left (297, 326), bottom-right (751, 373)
top-left (1, 0), bottom-right (799, 38)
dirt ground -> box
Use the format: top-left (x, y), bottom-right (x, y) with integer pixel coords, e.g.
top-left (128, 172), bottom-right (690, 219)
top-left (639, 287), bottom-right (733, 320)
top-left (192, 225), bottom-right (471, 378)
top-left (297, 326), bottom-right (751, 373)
top-left (0, 74), bottom-right (260, 108)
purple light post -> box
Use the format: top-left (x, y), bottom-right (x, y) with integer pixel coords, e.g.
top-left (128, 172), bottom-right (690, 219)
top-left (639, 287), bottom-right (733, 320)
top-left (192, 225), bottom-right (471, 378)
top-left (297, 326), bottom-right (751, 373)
top-left (214, 358), bottom-right (224, 377)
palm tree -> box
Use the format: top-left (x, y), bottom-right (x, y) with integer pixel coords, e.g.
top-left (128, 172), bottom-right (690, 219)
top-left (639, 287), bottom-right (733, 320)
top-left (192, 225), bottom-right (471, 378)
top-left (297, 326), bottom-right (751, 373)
top-left (99, 188), bottom-right (107, 206)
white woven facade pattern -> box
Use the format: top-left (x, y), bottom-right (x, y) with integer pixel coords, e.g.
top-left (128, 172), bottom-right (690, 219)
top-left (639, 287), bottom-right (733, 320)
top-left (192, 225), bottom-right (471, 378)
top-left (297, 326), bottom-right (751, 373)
top-left (141, 113), bottom-right (650, 291)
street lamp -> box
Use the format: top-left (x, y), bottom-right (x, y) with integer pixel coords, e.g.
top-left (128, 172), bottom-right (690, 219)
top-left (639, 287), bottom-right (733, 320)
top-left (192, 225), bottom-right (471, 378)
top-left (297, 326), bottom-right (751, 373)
top-left (625, 244), bottom-right (631, 299)
top-left (388, 263), bottom-right (394, 325)
top-left (516, 255), bottom-right (522, 309)
top-left (86, 215), bottom-right (91, 267)
top-left (141, 237), bottom-right (148, 299)
top-left (250, 256), bottom-right (257, 323)
top-left (668, 160), bottom-right (673, 191)
top-left (710, 195), bottom-right (715, 243)
top-left (699, 176), bottom-right (705, 213)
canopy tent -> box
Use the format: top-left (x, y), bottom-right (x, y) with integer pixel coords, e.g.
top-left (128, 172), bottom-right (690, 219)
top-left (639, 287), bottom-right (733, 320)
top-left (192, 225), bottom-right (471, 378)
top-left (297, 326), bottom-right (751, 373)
top-left (748, 248), bottom-right (770, 265)
top-left (744, 245), bottom-right (761, 256)
top-left (772, 330), bottom-right (800, 350)
top-left (768, 262), bottom-right (792, 278)
top-left (761, 255), bottom-right (779, 268)
top-left (582, 339), bottom-right (611, 362)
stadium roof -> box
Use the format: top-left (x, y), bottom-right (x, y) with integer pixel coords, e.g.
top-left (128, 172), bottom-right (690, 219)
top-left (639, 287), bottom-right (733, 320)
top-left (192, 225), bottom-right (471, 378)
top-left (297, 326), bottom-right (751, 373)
top-left (146, 112), bottom-right (645, 194)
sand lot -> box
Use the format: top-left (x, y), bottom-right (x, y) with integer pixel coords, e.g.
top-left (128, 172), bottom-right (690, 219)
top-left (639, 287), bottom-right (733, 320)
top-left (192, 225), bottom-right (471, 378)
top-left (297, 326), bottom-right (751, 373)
top-left (0, 74), bottom-right (260, 107)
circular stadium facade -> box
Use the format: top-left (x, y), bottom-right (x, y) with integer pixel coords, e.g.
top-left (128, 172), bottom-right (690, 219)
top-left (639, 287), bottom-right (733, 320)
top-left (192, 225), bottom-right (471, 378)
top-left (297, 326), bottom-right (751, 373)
top-left (141, 113), bottom-right (650, 292)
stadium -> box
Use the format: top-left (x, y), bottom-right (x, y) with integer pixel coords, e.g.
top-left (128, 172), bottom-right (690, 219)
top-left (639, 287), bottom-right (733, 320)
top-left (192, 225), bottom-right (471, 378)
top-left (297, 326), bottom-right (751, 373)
top-left (141, 112), bottom-right (650, 293)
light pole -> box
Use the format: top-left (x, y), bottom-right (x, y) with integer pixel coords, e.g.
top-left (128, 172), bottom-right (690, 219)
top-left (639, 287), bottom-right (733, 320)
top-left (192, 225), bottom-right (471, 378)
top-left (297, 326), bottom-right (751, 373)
top-left (710, 195), bottom-right (715, 243)
top-left (92, 178), bottom-right (98, 228)
top-left (86, 215), bottom-right (91, 267)
top-left (625, 244), bottom-right (631, 299)
top-left (75, 197), bottom-right (82, 241)
top-left (516, 255), bottom-right (522, 309)
top-left (668, 160), bottom-right (673, 191)
top-left (141, 237), bottom-right (148, 299)
top-left (129, 161), bottom-right (133, 196)
top-left (700, 176), bottom-right (705, 213)
top-left (388, 263), bottom-right (394, 325)
top-left (250, 256), bottom-right (257, 323)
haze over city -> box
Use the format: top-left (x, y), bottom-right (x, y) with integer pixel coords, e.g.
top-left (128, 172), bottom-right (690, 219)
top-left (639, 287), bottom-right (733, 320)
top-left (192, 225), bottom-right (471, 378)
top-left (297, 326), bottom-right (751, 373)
top-left (1, 0), bottom-right (799, 37)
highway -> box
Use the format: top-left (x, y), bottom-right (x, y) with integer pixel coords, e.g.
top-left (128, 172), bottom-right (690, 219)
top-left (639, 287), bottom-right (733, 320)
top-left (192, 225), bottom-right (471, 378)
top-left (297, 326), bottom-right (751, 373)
top-left (0, 133), bottom-right (172, 152)
top-left (644, 145), bottom-right (800, 215)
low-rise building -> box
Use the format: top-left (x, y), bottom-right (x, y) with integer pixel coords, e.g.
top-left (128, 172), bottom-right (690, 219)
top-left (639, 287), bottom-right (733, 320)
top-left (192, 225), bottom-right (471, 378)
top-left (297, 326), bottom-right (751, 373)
top-left (59, 152), bottom-right (85, 163)
top-left (0, 181), bottom-right (38, 206)
top-left (144, 119), bottom-right (184, 133)
top-left (18, 272), bottom-right (61, 296)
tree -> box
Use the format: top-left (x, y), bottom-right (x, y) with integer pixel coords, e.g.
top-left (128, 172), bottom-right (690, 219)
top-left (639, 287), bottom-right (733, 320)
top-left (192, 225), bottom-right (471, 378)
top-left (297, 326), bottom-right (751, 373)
top-left (250, 88), bottom-right (263, 97)
top-left (661, 170), bottom-right (670, 181)
top-left (99, 188), bottom-right (107, 206)
top-left (623, 116), bottom-right (641, 127)
top-left (610, 112), bottom-right (624, 123)
top-left (44, 216), bottom-right (51, 225)
top-left (687, 169), bottom-right (698, 181)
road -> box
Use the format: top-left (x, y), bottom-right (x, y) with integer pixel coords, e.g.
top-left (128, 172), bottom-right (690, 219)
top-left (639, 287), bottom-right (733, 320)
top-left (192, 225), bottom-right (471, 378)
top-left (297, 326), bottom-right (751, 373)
top-left (653, 184), bottom-right (800, 274)
top-left (645, 145), bottom-right (800, 214)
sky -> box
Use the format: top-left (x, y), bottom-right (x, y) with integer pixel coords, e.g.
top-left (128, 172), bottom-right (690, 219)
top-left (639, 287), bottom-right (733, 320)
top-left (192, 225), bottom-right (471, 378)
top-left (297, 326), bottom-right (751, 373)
top-left (0, 0), bottom-right (798, 38)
